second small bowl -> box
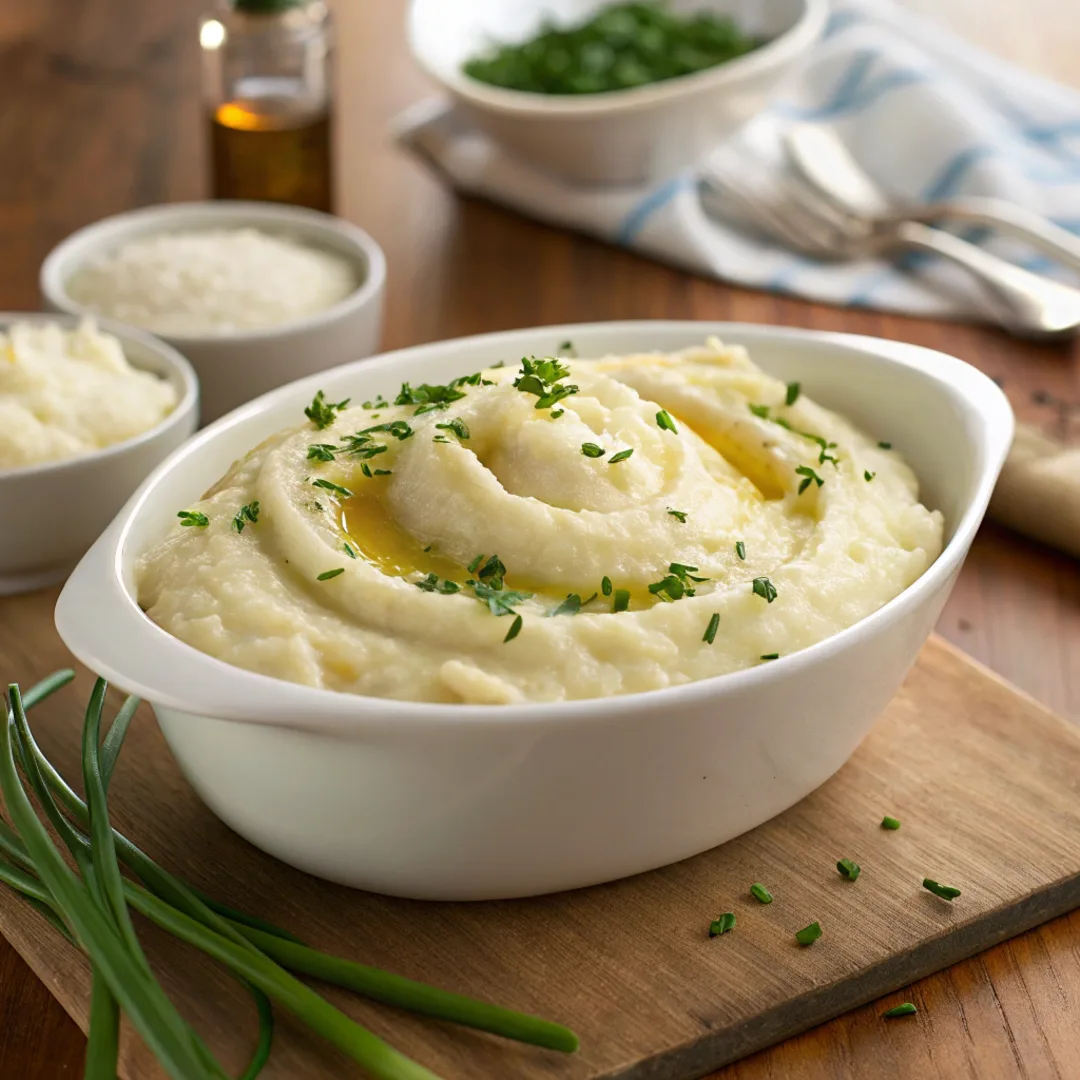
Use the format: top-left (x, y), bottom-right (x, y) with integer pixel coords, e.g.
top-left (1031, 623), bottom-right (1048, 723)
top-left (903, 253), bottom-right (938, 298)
top-left (41, 201), bottom-right (387, 422)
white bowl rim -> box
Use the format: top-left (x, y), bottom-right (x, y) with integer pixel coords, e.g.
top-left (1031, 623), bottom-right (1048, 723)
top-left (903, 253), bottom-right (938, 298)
top-left (40, 201), bottom-right (389, 346)
top-left (0, 311), bottom-right (199, 481)
top-left (407, 0), bottom-right (830, 117)
top-left (55, 319), bottom-right (1014, 735)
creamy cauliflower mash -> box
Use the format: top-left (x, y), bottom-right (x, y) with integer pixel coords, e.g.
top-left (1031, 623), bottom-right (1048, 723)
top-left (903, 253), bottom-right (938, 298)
top-left (137, 340), bottom-right (943, 704)
top-left (0, 319), bottom-right (178, 470)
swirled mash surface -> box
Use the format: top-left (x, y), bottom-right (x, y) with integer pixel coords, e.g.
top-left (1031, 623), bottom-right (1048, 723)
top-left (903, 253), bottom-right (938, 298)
top-left (137, 340), bottom-right (943, 704)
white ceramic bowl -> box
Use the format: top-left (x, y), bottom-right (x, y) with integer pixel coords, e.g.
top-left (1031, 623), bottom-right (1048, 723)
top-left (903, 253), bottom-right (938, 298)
top-left (56, 321), bottom-right (1012, 900)
top-left (40, 201), bottom-right (387, 423)
top-left (0, 313), bottom-right (198, 596)
top-left (407, 0), bottom-right (828, 184)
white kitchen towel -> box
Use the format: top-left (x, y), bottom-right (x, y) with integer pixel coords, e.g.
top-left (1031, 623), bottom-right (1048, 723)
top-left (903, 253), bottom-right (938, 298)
top-left (397, 0), bottom-right (1080, 322)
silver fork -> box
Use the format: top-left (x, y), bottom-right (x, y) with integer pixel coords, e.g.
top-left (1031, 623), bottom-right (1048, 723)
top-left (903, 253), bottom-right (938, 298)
top-left (699, 143), bottom-right (1080, 339)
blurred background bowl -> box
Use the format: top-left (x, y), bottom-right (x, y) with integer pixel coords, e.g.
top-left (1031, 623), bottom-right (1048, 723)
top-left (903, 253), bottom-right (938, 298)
top-left (407, 0), bottom-right (828, 185)
top-left (41, 201), bottom-right (386, 423)
top-left (0, 313), bottom-right (198, 596)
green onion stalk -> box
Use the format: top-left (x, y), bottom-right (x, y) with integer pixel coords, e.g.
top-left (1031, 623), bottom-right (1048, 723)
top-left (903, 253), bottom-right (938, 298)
top-left (0, 672), bottom-right (579, 1080)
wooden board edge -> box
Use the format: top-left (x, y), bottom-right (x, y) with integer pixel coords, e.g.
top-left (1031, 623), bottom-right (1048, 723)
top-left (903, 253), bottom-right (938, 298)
top-left (608, 873), bottom-right (1080, 1080)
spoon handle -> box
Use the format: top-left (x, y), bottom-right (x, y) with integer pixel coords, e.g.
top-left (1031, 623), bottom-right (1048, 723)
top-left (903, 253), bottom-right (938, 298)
top-left (918, 198), bottom-right (1080, 275)
top-left (892, 220), bottom-right (1080, 339)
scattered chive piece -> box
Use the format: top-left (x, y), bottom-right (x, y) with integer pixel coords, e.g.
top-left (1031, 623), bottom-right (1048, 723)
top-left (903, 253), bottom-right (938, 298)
top-left (837, 858), bottom-right (861, 881)
top-left (343, 542), bottom-right (358, 559)
top-left (550, 409), bottom-right (565, 419)
top-left (423, 545), bottom-right (432, 553)
top-left (708, 912), bottom-right (736, 938)
top-left (608, 448), bottom-right (634, 464)
top-left (311, 478), bottom-right (353, 499)
top-left (415, 573), bottom-right (460, 594)
top-left (667, 508), bottom-right (687, 523)
top-left (601, 576), bottom-right (613, 596)
top-left (613, 589), bottom-right (630, 613)
top-left (760, 653), bottom-right (780, 661)
top-left (656, 409), bottom-right (678, 434)
top-left (317, 568), bottom-right (345, 581)
top-left (881, 815), bottom-right (901, 830)
top-left (749, 403), bottom-right (770, 419)
top-left (513, 356), bottom-right (579, 411)
top-left (504, 614), bottom-right (523, 643)
top-left (361, 463), bottom-right (373, 477)
top-left (735, 540), bottom-right (746, 560)
top-left (794, 464), bottom-right (824, 495)
top-left (581, 442), bottom-right (605, 458)
top-left (177, 510), bottom-right (209, 528)
top-left (878, 440), bottom-right (892, 449)
top-left (435, 418), bottom-right (471, 440)
top-left (549, 594), bottom-right (582, 617)
top-left (785, 381), bottom-right (801, 406)
top-left (922, 879), bottom-right (961, 901)
top-left (795, 922), bottom-right (822, 946)
top-left (703, 614), bottom-right (720, 645)
top-left (749, 883), bottom-right (773, 904)
top-left (304, 390), bottom-right (350, 429)
top-left (865, 470), bottom-right (876, 482)
top-left (752, 577), bottom-right (777, 603)
top-left (232, 501), bottom-right (260, 533)
top-left (372, 468), bottom-right (392, 476)
top-left (307, 443), bottom-right (337, 462)
top-left (882, 1003), bottom-right (918, 1019)
top-left (468, 554), bottom-right (485, 574)
top-left (559, 340), bottom-right (576, 357)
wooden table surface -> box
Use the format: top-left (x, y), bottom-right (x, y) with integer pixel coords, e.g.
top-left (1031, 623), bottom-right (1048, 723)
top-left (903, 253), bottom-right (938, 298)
top-left (0, 0), bottom-right (1078, 1077)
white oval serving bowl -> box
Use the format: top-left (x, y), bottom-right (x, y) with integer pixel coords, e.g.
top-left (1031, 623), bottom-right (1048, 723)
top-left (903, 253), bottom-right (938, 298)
top-left (56, 321), bottom-right (1012, 900)
top-left (41, 201), bottom-right (387, 423)
top-left (0, 313), bottom-right (198, 596)
top-left (407, 0), bottom-right (828, 184)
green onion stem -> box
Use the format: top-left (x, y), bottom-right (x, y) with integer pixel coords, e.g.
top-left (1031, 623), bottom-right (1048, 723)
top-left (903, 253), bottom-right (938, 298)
top-left (3, 687), bottom-right (215, 1080)
top-left (125, 883), bottom-right (442, 1080)
top-left (85, 973), bottom-right (121, 1080)
top-left (229, 923), bottom-right (579, 1054)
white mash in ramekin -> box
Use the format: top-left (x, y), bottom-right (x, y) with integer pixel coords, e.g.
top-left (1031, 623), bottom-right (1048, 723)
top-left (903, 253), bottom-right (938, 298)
top-left (0, 319), bottom-right (178, 470)
top-left (136, 339), bottom-right (944, 704)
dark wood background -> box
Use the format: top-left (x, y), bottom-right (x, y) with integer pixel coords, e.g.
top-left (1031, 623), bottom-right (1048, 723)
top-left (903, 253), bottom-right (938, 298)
top-left (0, 0), bottom-right (1078, 1076)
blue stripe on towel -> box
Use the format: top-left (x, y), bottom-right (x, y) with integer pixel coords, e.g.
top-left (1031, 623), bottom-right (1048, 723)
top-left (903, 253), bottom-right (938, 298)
top-left (616, 175), bottom-right (690, 245)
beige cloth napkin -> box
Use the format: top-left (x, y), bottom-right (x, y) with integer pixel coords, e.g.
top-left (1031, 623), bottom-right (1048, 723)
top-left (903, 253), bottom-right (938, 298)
top-left (990, 423), bottom-right (1080, 557)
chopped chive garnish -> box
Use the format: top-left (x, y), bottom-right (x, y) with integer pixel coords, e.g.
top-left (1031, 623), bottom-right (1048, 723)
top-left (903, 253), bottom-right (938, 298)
top-left (649, 563), bottom-right (707, 603)
top-left (504, 614), bottom-right (523, 643)
top-left (749, 403), bottom-right (771, 419)
top-left (864, 470), bottom-right (875, 482)
top-left (760, 653), bottom-right (780, 660)
top-left (708, 912), bottom-right (736, 937)
top-left (232, 501), bottom-right (260, 533)
top-left (372, 468), bottom-right (392, 476)
top-left (311, 478), bottom-right (353, 499)
top-left (307, 443), bottom-right (337, 462)
top-left (922, 879), bottom-right (961, 901)
top-left (795, 922), bottom-right (822, 946)
top-left (550, 409), bottom-right (565, 419)
top-left (581, 442), bottom-right (605, 458)
top-left (703, 614), bottom-right (720, 645)
top-left (613, 589), bottom-right (630, 612)
top-left (752, 577), bottom-right (777, 603)
top-left (558, 339), bottom-right (576, 357)
top-left (467, 554), bottom-right (485, 574)
top-left (513, 356), bottom-right (579, 411)
top-left (608, 448), bottom-right (634, 464)
top-left (795, 464), bottom-right (824, 494)
top-left (667, 508), bottom-right (687, 523)
top-left (435, 418), bottom-right (470, 440)
top-left (878, 441), bottom-right (892, 449)
top-left (317, 568), bottom-right (345, 581)
top-left (304, 390), bottom-right (350, 429)
top-left (735, 540), bottom-right (746, 560)
top-left (785, 381), bottom-right (801, 406)
top-left (361, 463), bottom-right (373, 477)
top-left (549, 594), bottom-right (582, 617)
top-left (601, 575), bottom-right (613, 596)
top-left (882, 1003), bottom-right (917, 1019)
top-left (656, 409), bottom-right (678, 434)
top-left (749, 883), bottom-right (773, 904)
top-left (837, 858), bottom-right (861, 881)
top-left (881, 815), bottom-right (901, 830)
top-left (343, 542), bottom-right (358, 559)
top-left (177, 510), bottom-right (209, 528)
top-left (415, 573), bottom-right (460, 594)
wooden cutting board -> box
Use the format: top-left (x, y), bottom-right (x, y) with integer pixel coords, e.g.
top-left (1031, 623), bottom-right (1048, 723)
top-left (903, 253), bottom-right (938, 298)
top-left (1, 598), bottom-right (1079, 1080)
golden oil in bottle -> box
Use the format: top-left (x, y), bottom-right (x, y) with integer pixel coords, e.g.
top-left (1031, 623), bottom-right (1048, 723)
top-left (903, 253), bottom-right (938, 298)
top-left (201, 0), bottom-right (334, 212)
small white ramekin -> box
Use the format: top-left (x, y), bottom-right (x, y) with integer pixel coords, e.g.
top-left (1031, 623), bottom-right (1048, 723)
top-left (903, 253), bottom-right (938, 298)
top-left (0, 313), bottom-right (198, 596)
top-left (56, 321), bottom-right (1013, 900)
top-left (407, 0), bottom-right (829, 184)
top-left (40, 201), bottom-right (387, 422)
